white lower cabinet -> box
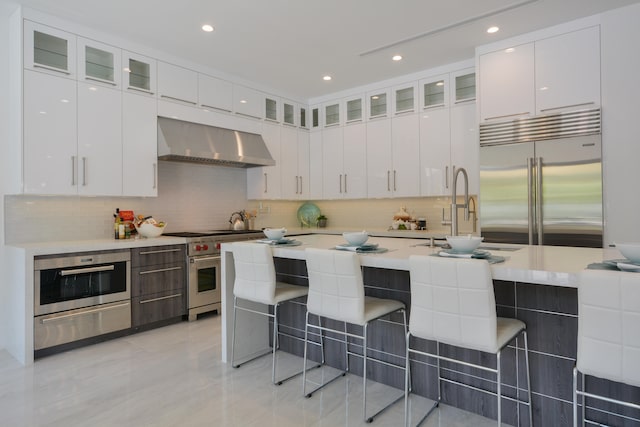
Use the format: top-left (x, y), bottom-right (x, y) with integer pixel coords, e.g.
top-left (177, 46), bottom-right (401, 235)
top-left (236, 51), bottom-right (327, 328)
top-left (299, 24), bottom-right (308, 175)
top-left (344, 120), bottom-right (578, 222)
top-left (23, 70), bottom-right (78, 195)
top-left (77, 81), bottom-right (123, 196)
top-left (247, 122), bottom-right (281, 199)
top-left (419, 108), bottom-right (450, 196)
top-left (122, 92), bottom-right (158, 197)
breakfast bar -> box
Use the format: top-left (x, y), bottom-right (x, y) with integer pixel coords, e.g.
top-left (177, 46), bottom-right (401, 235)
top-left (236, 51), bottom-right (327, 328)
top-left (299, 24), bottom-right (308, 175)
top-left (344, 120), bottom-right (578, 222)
top-left (221, 234), bottom-right (636, 426)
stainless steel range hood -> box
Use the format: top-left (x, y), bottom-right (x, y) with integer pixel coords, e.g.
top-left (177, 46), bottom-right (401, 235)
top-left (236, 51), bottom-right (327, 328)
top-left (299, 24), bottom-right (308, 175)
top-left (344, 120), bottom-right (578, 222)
top-left (157, 117), bottom-right (275, 168)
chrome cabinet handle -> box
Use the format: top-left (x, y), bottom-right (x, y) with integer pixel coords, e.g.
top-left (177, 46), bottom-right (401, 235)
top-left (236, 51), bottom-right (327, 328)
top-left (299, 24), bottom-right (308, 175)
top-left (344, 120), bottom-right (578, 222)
top-left (160, 94), bottom-right (197, 105)
top-left (393, 170), bottom-right (397, 191)
top-left (344, 174), bottom-right (347, 193)
top-left (139, 248), bottom-right (182, 255)
top-left (264, 173), bottom-right (268, 193)
top-left (82, 157), bottom-right (88, 186)
top-left (339, 174), bottom-right (343, 193)
top-left (536, 157), bottom-right (543, 245)
top-left (387, 171), bottom-right (391, 191)
top-left (539, 102), bottom-right (594, 112)
top-left (299, 176), bottom-right (303, 195)
top-left (445, 166), bottom-right (449, 189)
top-left (139, 266), bottom-right (182, 275)
top-left (527, 157), bottom-right (534, 244)
top-left (71, 156), bottom-right (77, 186)
top-left (484, 111), bottom-right (530, 121)
top-left (153, 163), bottom-right (157, 189)
top-left (139, 293), bottom-right (182, 304)
top-left (40, 302), bottom-right (129, 323)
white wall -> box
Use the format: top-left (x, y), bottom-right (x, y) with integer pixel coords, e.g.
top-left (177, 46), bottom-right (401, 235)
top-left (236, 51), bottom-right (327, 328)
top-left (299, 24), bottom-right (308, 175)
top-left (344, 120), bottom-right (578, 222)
top-left (601, 3), bottom-right (640, 245)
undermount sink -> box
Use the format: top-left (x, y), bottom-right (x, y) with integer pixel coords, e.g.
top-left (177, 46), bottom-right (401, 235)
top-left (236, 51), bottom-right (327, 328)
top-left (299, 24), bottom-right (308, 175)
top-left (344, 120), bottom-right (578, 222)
top-left (414, 241), bottom-right (521, 252)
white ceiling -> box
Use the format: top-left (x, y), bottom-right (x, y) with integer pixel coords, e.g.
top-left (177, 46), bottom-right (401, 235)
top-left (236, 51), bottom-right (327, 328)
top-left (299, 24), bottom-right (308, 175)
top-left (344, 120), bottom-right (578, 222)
top-left (7, 0), bottom-right (640, 101)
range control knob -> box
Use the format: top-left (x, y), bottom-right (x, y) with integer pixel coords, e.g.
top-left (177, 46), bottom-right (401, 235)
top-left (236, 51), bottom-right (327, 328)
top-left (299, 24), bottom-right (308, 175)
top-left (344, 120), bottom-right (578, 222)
top-left (202, 244), bottom-right (209, 251)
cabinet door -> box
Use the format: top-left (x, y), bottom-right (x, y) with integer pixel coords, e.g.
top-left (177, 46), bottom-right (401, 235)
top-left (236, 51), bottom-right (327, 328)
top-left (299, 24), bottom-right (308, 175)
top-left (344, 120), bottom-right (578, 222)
top-left (419, 108), bottom-right (450, 196)
top-left (297, 131), bottom-right (310, 197)
top-left (283, 101), bottom-right (296, 126)
top-left (265, 96), bottom-right (280, 122)
top-left (261, 122), bottom-right (282, 199)
top-left (77, 37), bottom-right (121, 88)
top-left (77, 82), bottom-right (123, 196)
top-left (368, 89), bottom-right (390, 119)
top-left (123, 92), bottom-right (158, 197)
top-left (324, 102), bottom-right (340, 127)
top-left (122, 51), bottom-right (156, 95)
top-left (131, 261), bottom-right (186, 297)
top-left (479, 43), bottom-right (535, 122)
top-left (198, 74), bottom-right (233, 112)
top-left (308, 131), bottom-right (323, 199)
top-left (321, 126), bottom-right (344, 199)
top-left (342, 123), bottom-right (367, 199)
top-left (345, 96), bottom-right (364, 123)
top-left (24, 20), bottom-right (76, 78)
top-left (450, 102), bottom-right (479, 195)
top-left (23, 70), bottom-right (78, 195)
top-left (234, 85), bottom-right (264, 119)
top-left (391, 114), bottom-right (420, 197)
top-left (157, 61), bottom-right (198, 105)
top-left (420, 74), bottom-right (448, 110)
top-left (393, 83), bottom-right (417, 115)
top-left (366, 118), bottom-right (393, 198)
top-left (451, 68), bottom-right (476, 105)
top-left (280, 126), bottom-right (299, 199)
top-left (535, 26), bottom-right (600, 114)
top-left (132, 289), bottom-right (185, 327)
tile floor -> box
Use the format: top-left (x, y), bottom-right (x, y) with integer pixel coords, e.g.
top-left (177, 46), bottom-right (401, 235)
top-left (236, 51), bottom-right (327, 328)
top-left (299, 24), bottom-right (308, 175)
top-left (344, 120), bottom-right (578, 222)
top-left (0, 315), bottom-right (498, 427)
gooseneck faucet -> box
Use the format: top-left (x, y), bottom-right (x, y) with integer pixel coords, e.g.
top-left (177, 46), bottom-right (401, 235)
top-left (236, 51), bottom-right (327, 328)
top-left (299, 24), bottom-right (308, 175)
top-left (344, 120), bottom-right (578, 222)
top-left (451, 166), bottom-right (470, 236)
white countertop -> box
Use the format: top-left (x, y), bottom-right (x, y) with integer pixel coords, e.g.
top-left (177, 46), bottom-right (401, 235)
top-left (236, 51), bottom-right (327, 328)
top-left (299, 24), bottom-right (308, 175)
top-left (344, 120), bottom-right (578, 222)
top-left (7, 236), bottom-right (188, 256)
top-left (222, 234), bottom-right (622, 288)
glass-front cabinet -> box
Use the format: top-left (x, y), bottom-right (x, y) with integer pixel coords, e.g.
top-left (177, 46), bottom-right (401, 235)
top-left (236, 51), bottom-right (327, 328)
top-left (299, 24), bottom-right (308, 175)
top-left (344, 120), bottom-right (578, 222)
top-left (24, 20), bottom-right (77, 77)
top-left (393, 84), bottom-right (417, 114)
top-left (345, 96), bottom-right (364, 123)
top-left (123, 51), bottom-right (156, 95)
top-left (299, 107), bottom-right (307, 129)
top-left (324, 103), bottom-right (340, 127)
top-left (420, 74), bottom-right (448, 109)
top-left (78, 38), bottom-right (121, 87)
top-left (451, 68), bottom-right (476, 104)
top-left (311, 105), bottom-right (321, 129)
top-left (265, 97), bottom-right (279, 122)
top-left (283, 101), bottom-right (295, 126)
top-left (368, 89), bottom-right (389, 119)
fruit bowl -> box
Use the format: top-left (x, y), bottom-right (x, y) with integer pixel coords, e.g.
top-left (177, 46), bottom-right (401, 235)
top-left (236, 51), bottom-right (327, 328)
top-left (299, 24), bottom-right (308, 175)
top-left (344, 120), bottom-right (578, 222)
top-left (263, 227), bottom-right (287, 240)
top-left (446, 235), bottom-right (483, 253)
top-left (135, 222), bottom-right (166, 238)
top-left (343, 231), bottom-right (369, 246)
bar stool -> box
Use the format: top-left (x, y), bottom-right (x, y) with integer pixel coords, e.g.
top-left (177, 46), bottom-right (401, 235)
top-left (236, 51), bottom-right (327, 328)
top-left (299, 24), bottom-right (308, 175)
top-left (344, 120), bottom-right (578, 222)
top-left (405, 255), bottom-right (533, 427)
top-left (230, 242), bottom-right (310, 385)
top-left (573, 269), bottom-right (640, 426)
top-left (302, 247), bottom-right (408, 423)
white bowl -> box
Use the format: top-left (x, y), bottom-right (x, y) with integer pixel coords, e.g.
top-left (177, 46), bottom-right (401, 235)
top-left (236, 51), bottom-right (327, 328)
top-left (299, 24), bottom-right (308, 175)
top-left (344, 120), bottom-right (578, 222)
top-left (616, 243), bottom-right (640, 263)
top-left (263, 227), bottom-right (287, 240)
top-left (446, 235), bottom-right (484, 253)
top-left (135, 222), bottom-right (166, 238)
top-left (343, 231), bottom-right (369, 246)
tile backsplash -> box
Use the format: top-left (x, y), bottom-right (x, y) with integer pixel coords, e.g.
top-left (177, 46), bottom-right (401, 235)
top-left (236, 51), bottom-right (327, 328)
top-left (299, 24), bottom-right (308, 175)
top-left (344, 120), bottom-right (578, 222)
top-left (5, 161), bottom-right (477, 244)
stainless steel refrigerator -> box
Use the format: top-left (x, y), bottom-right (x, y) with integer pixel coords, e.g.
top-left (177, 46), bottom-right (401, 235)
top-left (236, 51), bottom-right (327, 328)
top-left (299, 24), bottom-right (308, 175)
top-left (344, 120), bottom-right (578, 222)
top-left (479, 108), bottom-right (603, 248)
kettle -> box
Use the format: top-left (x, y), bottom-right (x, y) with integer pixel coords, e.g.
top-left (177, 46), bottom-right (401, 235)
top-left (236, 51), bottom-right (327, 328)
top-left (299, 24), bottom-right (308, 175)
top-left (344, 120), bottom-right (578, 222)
top-left (229, 211), bottom-right (247, 230)
top-left (233, 218), bottom-right (245, 230)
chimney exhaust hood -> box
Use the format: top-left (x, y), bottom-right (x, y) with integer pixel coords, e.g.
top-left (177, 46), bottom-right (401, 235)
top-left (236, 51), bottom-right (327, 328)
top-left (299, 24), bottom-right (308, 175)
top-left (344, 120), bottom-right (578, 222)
top-left (157, 117), bottom-right (275, 168)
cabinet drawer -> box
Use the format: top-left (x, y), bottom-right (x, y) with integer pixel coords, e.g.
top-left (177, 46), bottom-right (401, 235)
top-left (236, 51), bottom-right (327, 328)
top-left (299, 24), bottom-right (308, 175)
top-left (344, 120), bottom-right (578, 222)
top-left (131, 261), bottom-right (185, 297)
top-left (131, 244), bottom-right (185, 267)
top-left (132, 290), bottom-right (185, 327)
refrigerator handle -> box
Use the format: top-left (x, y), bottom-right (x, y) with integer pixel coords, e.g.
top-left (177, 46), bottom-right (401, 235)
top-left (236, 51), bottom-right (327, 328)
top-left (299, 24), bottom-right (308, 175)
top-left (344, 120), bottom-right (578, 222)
top-left (536, 157), bottom-right (543, 245)
top-left (527, 157), bottom-right (535, 244)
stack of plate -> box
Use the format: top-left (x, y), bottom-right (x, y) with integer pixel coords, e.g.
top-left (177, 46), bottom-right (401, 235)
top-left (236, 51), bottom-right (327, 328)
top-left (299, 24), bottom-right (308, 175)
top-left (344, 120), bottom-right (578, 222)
top-left (438, 248), bottom-right (491, 259)
top-left (335, 243), bottom-right (379, 252)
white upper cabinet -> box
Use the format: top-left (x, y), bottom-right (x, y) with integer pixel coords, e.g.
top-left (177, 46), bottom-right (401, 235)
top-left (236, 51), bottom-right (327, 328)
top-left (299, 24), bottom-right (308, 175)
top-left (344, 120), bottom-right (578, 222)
top-left (310, 105), bottom-right (322, 130)
top-left (324, 102), bottom-right (340, 127)
top-left (366, 118), bottom-right (392, 197)
top-left (122, 92), bottom-right (158, 197)
top-left (234, 85), bottom-right (264, 119)
top-left (281, 127), bottom-right (309, 199)
top-left (451, 68), bottom-right (476, 104)
top-left (282, 100), bottom-right (296, 126)
top-left (322, 124), bottom-right (367, 199)
top-left (247, 122), bottom-right (281, 199)
top-left (299, 106), bottom-right (308, 129)
top-left (367, 89), bottom-right (390, 120)
top-left (77, 37), bottom-right (121, 88)
top-left (419, 108), bottom-right (451, 196)
top-left (23, 70), bottom-right (78, 195)
top-left (77, 82), bottom-right (123, 196)
top-left (479, 42), bottom-right (535, 122)
top-left (393, 83), bottom-right (417, 115)
top-left (24, 20), bottom-right (76, 78)
top-left (450, 102), bottom-right (479, 195)
top-left (420, 74), bottom-right (449, 110)
top-left (535, 26), bottom-right (600, 114)
top-left (345, 95), bottom-right (364, 123)
top-left (198, 74), bottom-right (233, 112)
top-left (390, 114), bottom-right (421, 197)
top-left (157, 61), bottom-right (198, 105)
top-left (308, 131), bottom-right (323, 199)
top-left (122, 51), bottom-right (156, 95)
top-left (265, 95), bottom-right (280, 122)
top-left (321, 126), bottom-right (344, 199)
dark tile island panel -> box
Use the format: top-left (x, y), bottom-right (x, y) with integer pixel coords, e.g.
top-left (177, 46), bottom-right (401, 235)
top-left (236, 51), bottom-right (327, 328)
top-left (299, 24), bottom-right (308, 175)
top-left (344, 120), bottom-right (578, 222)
top-left (271, 258), bottom-right (640, 426)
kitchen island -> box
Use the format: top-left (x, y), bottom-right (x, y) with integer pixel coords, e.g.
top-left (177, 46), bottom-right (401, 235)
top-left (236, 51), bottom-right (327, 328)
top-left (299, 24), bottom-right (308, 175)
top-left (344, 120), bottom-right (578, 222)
top-left (221, 234), bottom-right (637, 426)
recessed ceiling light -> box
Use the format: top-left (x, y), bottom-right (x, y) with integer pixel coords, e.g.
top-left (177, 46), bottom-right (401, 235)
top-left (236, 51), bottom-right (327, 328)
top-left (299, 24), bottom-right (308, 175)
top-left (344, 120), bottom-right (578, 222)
top-left (60, 99), bottom-right (69, 103)
top-left (323, 75), bottom-right (332, 81)
top-left (240, 100), bottom-right (247, 104)
top-left (505, 47), bottom-right (515, 53)
top-left (392, 55), bottom-right (402, 61)
top-left (487, 26), bottom-right (499, 34)
top-left (202, 24), bottom-right (214, 32)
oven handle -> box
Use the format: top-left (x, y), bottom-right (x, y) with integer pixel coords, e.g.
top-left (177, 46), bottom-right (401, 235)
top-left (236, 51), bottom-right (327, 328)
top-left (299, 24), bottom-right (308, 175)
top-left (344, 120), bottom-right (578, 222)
top-left (59, 265), bottom-right (115, 276)
top-left (40, 301), bottom-right (130, 323)
top-left (191, 256), bottom-right (221, 263)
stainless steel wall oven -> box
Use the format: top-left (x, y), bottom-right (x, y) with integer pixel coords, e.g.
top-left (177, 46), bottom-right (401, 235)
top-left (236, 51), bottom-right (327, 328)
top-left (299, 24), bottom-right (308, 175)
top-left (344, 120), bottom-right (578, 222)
top-left (34, 250), bottom-right (131, 353)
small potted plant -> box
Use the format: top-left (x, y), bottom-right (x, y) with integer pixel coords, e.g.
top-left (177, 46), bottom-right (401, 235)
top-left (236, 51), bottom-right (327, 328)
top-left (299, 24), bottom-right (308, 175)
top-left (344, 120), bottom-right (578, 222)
top-left (317, 214), bottom-right (327, 228)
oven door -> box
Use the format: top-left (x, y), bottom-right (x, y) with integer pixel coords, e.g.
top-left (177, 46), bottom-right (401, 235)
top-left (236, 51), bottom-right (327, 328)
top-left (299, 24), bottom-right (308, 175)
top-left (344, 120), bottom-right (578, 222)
top-left (188, 255), bottom-right (221, 312)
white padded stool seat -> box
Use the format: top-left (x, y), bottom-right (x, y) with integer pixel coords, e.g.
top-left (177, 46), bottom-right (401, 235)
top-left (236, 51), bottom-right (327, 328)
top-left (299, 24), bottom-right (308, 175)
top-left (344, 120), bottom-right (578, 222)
top-left (360, 296), bottom-right (405, 326)
top-left (405, 255), bottom-right (532, 427)
top-left (573, 269), bottom-right (640, 426)
top-left (231, 242), bottom-right (309, 385)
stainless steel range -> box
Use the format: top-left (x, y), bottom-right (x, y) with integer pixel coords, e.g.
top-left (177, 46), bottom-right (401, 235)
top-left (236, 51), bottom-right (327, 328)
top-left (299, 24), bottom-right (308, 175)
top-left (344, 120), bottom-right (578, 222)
top-left (163, 230), bottom-right (263, 321)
